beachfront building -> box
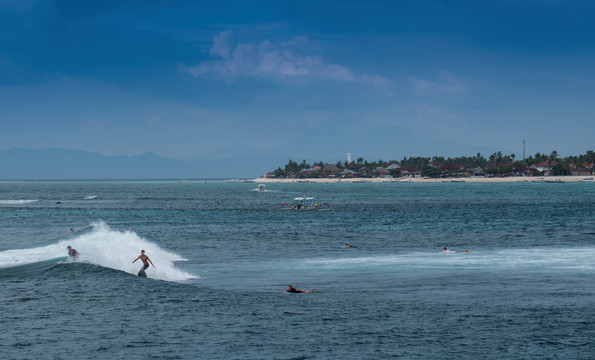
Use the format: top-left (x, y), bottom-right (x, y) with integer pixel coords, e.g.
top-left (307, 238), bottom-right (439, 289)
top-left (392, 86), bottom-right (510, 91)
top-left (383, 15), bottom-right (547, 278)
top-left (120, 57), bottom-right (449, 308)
top-left (569, 164), bottom-right (593, 176)
top-left (531, 161), bottom-right (558, 175)
top-left (340, 169), bottom-right (359, 178)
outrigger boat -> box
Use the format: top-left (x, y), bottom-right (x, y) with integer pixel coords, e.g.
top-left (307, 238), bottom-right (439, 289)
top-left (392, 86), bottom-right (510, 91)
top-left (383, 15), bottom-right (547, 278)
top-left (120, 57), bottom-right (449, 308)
top-left (280, 197), bottom-right (331, 211)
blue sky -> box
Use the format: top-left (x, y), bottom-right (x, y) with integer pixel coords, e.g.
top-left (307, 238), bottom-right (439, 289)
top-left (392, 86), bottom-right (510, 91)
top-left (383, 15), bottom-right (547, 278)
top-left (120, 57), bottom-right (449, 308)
top-left (1, 0), bottom-right (594, 162)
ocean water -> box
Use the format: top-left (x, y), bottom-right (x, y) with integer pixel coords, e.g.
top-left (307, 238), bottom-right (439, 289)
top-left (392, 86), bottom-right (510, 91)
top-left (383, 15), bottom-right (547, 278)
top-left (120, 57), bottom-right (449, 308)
top-left (0, 180), bottom-right (593, 359)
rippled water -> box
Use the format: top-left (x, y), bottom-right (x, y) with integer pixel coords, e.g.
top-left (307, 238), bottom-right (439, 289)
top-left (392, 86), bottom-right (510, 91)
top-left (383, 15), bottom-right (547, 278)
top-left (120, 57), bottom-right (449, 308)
top-left (1, 180), bottom-right (593, 359)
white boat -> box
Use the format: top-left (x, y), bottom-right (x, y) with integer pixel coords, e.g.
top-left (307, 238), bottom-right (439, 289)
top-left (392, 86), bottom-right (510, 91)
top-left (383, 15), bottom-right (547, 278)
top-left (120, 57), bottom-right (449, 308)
top-left (441, 178), bottom-right (465, 183)
top-left (225, 179), bottom-right (255, 183)
top-left (280, 197), bottom-right (331, 211)
top-left (579, 177), bottom-right (594, 182)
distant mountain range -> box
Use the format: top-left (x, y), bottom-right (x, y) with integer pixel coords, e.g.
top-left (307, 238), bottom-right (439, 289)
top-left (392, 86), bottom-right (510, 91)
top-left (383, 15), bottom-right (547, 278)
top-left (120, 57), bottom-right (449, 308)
top-left (0, 127), bottom-right (511, 179)
top-left (0, 148), bottom-right (286, 180)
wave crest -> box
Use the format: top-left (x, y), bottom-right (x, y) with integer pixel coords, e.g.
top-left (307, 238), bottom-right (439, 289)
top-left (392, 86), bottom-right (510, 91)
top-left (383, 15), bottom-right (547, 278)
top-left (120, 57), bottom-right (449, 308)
top-left (0, 222), bottom-right (196, 282)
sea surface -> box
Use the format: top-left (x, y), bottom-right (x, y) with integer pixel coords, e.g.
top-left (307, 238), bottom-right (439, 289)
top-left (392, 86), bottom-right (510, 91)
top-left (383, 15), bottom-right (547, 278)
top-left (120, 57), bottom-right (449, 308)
top-left (1, 180), bottom-right (593, 359)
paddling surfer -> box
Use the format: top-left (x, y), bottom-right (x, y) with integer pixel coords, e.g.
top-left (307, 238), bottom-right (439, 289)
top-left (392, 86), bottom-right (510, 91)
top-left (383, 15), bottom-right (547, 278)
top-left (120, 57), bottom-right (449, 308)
top-left (286, 285), bottom-right (313, 293)
top-left (133, 250), bottom-right (155, 272)
top-left (443, 247), bottom-right (456, 254)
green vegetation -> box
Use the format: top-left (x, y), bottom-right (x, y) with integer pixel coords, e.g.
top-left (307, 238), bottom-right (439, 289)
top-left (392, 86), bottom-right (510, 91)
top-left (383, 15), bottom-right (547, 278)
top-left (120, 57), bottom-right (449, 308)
top-left (268, 150), bottom-right (595, 179)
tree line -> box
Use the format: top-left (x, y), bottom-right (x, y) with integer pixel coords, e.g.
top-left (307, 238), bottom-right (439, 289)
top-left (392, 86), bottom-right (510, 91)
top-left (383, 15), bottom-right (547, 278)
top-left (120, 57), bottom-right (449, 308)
top-left (270, 150), bottom-right (595, 178)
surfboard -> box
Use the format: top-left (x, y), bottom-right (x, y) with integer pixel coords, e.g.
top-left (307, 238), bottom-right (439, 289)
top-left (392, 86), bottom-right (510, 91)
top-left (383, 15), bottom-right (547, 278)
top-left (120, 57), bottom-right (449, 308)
top-left (137, 268), bottom-right (147, 277)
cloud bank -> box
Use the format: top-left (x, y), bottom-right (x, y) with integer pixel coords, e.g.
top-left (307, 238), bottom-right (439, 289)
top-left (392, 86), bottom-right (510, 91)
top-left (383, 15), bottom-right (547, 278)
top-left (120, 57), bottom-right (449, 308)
top-left (185, 30), bottom-right (391, 86)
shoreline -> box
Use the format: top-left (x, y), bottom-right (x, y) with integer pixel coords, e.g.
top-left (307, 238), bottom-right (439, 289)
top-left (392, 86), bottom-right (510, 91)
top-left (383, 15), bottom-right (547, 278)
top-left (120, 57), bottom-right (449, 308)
top-left (252, 175), bottom-right (593, 184)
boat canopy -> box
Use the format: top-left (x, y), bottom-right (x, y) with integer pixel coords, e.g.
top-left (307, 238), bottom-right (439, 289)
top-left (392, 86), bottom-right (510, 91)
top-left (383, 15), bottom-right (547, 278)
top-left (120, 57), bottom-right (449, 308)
top-left (293, 197), bottom-right (315, 207)
top-left (280, 196), bottom-right (330, 211)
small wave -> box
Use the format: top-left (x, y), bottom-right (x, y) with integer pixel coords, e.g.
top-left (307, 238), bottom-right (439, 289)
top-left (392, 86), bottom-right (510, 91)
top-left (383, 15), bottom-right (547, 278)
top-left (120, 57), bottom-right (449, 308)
top-left (84, 195), bottom-right (98, 200)
top-left (0, 199), bottom-right (38, 205)
top-left (0, 257), bottom-right (67, 279)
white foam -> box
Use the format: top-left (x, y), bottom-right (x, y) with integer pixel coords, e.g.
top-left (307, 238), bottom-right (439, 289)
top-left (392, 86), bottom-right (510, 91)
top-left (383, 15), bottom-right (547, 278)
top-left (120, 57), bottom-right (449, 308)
top-left (249, 188), bottom-right (279, 193)
top-left (300, 247), bottom-right (595, 272)
top-left (0, 199), bottom-right (38, 205)
top-left (0, 222), bottom-right (196, 282)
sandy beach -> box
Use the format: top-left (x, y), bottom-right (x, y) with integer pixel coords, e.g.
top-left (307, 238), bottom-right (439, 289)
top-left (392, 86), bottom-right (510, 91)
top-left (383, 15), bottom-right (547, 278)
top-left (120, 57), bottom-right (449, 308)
top-left (253, 176), bottom-right (593, 184)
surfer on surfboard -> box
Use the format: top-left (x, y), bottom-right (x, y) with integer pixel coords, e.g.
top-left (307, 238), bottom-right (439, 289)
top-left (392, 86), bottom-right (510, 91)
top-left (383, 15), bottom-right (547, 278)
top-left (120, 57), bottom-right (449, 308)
top-left (443, 247), bottom-right (456, 254)
top-left (286, 285), bottom-right (314, 293)
top-left (67, 245), bottom-right (79, 259)
top-left (133, 250), bottom-right (155, 274)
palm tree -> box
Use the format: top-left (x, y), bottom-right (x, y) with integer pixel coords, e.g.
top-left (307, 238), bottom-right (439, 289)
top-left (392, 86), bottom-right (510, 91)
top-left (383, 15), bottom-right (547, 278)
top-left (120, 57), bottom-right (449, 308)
top-left (549, 150), bottom-right (559, 162)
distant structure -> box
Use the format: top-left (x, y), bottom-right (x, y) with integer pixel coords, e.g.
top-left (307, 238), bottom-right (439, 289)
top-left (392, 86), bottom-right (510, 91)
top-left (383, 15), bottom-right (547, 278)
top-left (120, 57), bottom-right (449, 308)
top-left (523, 139), bottom-right (526, 164)
top-left (347, 153), bottom-right (352, 164)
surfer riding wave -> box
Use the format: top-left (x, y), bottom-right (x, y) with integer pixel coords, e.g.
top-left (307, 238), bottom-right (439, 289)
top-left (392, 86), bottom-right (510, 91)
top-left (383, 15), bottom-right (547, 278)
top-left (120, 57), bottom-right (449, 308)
top-left (0, 222), bottom-right (194, 282)
top-left (133, 250), bottom-right (155, 272)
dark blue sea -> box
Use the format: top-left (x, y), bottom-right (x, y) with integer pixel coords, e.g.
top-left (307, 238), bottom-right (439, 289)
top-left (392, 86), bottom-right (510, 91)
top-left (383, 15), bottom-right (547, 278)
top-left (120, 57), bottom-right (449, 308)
top-left (1, 180), bottom-right (593, 359)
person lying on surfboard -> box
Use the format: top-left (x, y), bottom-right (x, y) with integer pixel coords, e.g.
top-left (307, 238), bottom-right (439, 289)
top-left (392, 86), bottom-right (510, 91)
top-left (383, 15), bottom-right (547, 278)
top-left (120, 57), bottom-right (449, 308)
top-left (133, 250), bottom-right (155, 272)
top-left (286, 285), bottom-right (313, 293)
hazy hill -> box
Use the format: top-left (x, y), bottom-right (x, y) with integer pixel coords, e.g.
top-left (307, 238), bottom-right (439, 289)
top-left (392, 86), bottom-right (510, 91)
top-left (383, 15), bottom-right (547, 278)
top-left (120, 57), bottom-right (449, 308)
top-left (0, 129), bottom-right (509, 179)
top-left (0, 148), bottom-right (289, 179)
top-left (198, 125), bottom-right (508, 168)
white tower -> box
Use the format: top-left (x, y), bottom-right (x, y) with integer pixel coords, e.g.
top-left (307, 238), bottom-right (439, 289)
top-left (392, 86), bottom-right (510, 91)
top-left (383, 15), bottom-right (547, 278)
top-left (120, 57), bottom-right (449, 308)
top-left (347, 153), bottom-right (352, 164)
top-left (522, 139), bottom-right (526, 164)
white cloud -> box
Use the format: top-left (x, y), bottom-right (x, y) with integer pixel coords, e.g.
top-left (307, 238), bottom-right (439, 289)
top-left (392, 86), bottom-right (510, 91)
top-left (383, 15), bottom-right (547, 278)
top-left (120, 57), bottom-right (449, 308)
top-left (409, 72), bottom-right (467, 95)
top-left (184, 30), bottom-right (391, 86)
top-left (210, 29), bottom-right (234, 58)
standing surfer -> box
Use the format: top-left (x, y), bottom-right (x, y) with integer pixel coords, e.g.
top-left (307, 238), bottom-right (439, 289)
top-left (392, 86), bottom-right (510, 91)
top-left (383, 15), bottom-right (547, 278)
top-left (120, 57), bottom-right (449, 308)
top-left (133, 250), bottom-right (155, 273)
